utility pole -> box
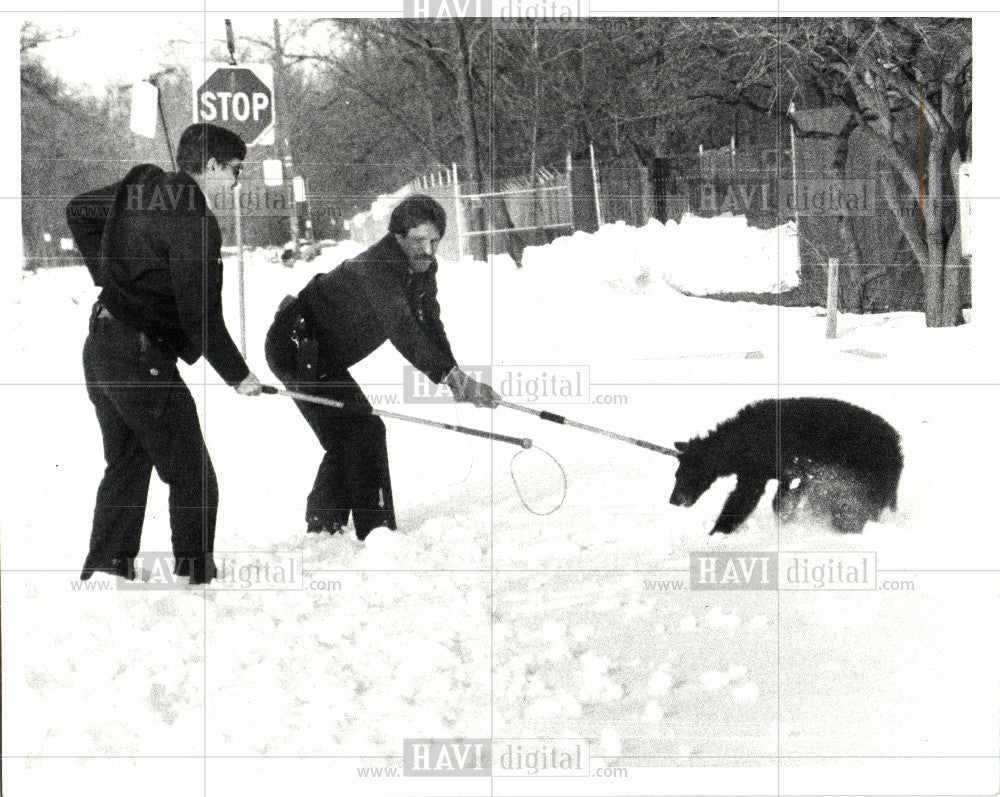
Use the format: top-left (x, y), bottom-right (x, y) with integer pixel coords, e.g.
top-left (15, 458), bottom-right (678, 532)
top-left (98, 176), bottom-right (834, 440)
top-left (273, 19), bottom-right (299, 255)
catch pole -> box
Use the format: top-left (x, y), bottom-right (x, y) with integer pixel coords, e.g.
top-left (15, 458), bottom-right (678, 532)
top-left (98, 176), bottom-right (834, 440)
top-left (262, 386), bottom-right (532, 449)
top-left (499, 400), bottom-right (678, 457)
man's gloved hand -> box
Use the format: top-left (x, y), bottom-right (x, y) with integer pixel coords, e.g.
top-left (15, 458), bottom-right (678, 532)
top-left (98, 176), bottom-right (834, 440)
top-left (467, 380), bottom-right (502, 409)
top-left (236, 372), bottom-right (263, 396)
top-left (445, 367), bottom-right (502, 408)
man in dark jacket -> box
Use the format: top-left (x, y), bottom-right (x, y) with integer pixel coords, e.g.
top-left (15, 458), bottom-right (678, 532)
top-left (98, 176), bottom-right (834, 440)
top-left (67, 123), bottom-right (262, 584)
top-left (265, 194), bottom-right (500, 540)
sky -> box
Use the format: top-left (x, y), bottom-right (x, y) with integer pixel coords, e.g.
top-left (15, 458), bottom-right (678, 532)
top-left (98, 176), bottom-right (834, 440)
top-left (29, 15), bottom-right (209, 94)
top-left (22, 14), bottom-right (322, 97)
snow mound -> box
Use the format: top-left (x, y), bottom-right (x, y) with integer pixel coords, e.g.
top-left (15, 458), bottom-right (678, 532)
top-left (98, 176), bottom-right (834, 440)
top-left (521, 214), bottom-right (799, 296)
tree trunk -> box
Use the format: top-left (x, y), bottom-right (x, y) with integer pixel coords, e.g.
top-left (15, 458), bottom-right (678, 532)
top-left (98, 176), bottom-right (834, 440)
top-left (923, 127), bottom-right (959, 326)
top-left (942, 225), bottom-right (965, 326)
top-left (528, 23), bottom-right (541, 240)
top-left (942, 152), bottom-right (966, 326)
top-left (836, 214), bottom-right (863, 312)
top-left (528, 21), bottom-right (540, 184)
top-left (453, 20), bottom-right (487, 261)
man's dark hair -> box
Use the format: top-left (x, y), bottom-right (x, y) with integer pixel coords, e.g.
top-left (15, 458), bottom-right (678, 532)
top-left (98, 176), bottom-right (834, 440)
top-left (175, 123), bottom-right (247, 175)
top-left (389, 195), bottom-right (447, 238)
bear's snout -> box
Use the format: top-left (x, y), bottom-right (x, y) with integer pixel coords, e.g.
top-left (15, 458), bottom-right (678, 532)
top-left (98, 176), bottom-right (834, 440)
top-left (669, 489), bottom-right (695, 508)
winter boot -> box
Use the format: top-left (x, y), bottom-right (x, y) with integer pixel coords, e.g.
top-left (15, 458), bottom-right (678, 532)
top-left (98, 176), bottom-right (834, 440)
top-left (306, 514), bottom-right (345, 535)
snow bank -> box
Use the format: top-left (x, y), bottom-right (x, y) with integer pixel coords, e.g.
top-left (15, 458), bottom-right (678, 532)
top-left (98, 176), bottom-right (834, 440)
top-left (522, 214), bottom-right (799, 296)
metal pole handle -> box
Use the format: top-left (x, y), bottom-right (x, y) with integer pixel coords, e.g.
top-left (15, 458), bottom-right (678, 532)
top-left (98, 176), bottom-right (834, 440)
top-left (262, 386), bottom-right (532, 449)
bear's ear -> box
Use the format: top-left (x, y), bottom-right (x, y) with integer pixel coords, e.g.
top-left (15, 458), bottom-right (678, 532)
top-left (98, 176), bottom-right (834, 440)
top-left (675, 441), bottom-right (689, 453)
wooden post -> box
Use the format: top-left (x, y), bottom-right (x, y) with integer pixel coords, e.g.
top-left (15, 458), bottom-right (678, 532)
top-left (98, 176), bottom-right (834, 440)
top-left (826, 257), bottom-right (839, 339)
top-left (589, 141), bottom-right (603, 228)
top-left (233, 183), bottom-right (247, 357)
top-left (729, 135), bottom-right (747, 215)
top-left (698, 144), bottom-right (705, 215)
top-left (283, 152), bottom-right (299, 252)
top-left (565, 150), bottom-right (574, 230)
top-left (303, 177), bottom-right (315, 243)
top-left (452, 162), bottom-right (464, 259)
top-left (788, 100), bottom-right (799, 227)
top-left (958, 161), bottom-right (972, 258)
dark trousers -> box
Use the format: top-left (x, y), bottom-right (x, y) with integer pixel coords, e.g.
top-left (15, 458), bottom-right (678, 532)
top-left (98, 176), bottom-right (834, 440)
top-left (81, 306), bottom-right (217, 581)
top-left (265, 301), bottom-right (396, 539)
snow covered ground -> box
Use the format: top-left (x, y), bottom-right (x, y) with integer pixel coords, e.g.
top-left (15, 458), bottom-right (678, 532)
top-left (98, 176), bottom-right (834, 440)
top-left (3, 216), bottom-right (999, 796)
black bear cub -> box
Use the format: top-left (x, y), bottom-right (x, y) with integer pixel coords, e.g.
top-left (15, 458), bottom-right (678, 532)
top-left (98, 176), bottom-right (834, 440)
top-left (669, 398), bottom-right (903, 534)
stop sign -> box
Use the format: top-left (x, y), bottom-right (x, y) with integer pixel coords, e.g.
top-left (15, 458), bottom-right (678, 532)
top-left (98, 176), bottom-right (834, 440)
top-left (192, 63), bottom-right (274, 147)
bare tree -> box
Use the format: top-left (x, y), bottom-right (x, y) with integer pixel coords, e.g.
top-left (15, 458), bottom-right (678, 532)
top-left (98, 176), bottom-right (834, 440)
top-left (777, 18), bottom-right (971, 326)
top-left (21, 23), bottom-right (131, 270)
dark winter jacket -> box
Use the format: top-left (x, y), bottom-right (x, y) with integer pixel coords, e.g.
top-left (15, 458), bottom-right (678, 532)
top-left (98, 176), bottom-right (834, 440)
top-left (297, 234), bottom-right (458, 383)
top-left (66, 165), bottom-right (249, 386)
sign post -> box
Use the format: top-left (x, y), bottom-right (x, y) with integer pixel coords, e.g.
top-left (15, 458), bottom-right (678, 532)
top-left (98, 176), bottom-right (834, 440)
top-left (192, 61), bottom-right (275, 358)
top-left (233, 182), bottom-right (246, 357)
